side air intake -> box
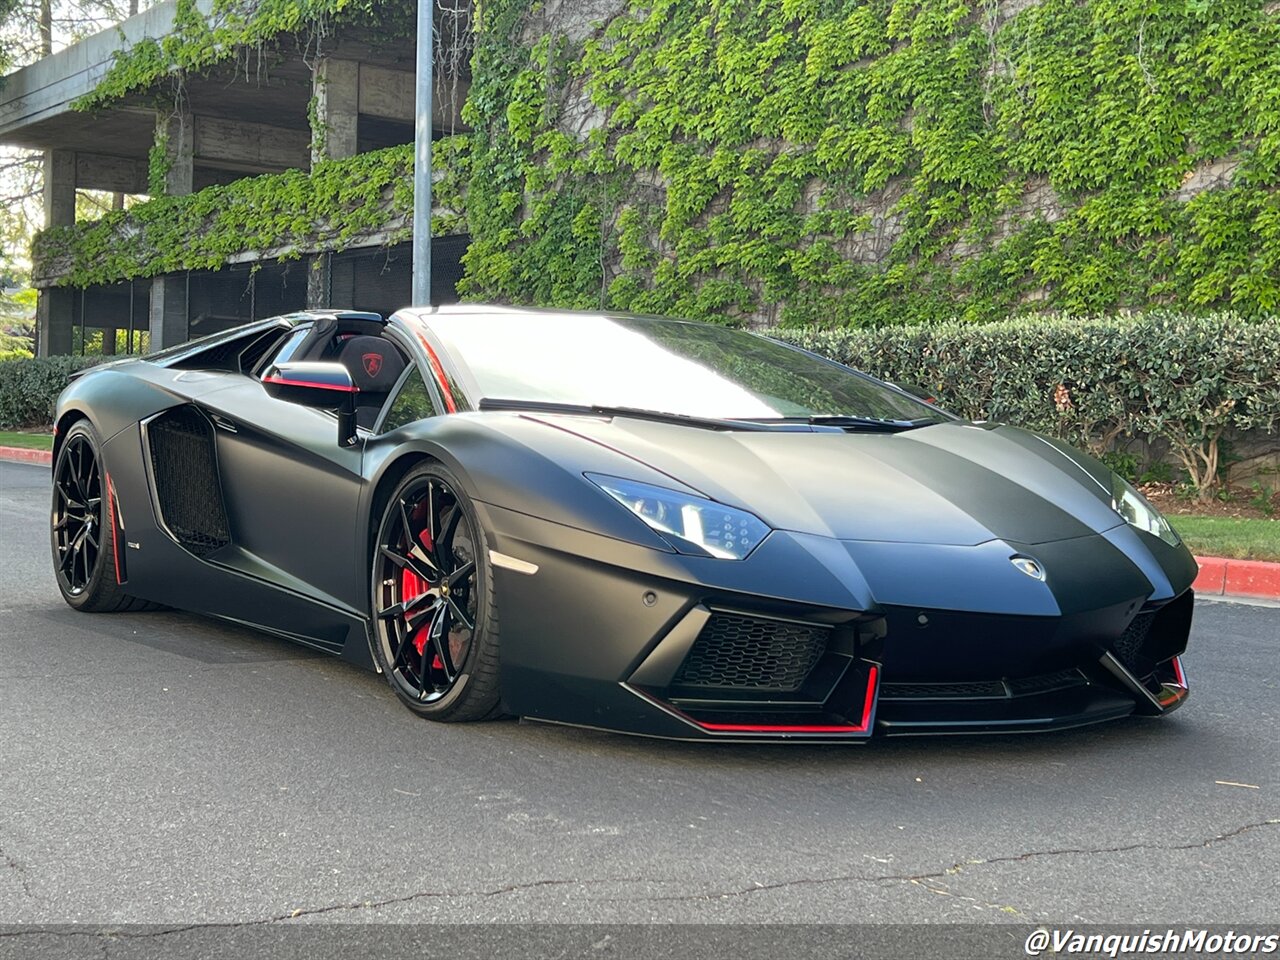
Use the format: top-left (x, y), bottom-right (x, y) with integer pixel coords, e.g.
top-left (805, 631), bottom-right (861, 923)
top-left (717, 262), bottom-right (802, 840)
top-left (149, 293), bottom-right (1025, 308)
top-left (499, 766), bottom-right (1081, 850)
top-left (147, 406), bottom-right (231, 557)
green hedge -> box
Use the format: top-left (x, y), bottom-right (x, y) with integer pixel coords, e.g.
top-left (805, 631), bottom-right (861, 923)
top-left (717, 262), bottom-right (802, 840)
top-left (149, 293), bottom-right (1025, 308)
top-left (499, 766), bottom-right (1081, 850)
top-left (0, 357), bottom-right (105, 430)
top-left (5, 314), bottom-right (1278, 502)
top-left (770, 312), bottom-right (1280, 499)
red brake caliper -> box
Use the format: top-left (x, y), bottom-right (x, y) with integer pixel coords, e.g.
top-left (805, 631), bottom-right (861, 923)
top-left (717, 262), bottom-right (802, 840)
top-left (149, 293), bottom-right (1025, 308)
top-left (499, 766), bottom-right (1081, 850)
top-left (401, 521), bottom-right (442, 668)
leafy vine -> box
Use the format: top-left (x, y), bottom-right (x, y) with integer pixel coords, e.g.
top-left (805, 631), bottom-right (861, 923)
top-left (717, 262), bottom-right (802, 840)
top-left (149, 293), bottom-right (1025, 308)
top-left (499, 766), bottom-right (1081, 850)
top-left (460, 0), bottom-right (1280, 326)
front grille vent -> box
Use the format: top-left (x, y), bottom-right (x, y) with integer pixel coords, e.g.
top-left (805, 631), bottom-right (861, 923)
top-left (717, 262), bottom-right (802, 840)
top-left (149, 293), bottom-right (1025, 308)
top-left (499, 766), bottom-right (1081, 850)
top-left (1113, 612), bottom-right (1155, 675)
top-left (672, 613), bottom-right (829, 692)
top-left (881, 680), bottom-right (1007, 700)
top-left (148, 406), bottom-right (230, 557)
top-left (881, 669), bottom-right (1086, 701)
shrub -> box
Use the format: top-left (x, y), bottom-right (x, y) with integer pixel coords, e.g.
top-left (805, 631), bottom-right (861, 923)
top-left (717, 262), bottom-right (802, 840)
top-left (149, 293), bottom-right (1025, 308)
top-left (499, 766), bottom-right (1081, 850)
top-left (770, 312), bottom-right (1280, 502)
top-left (0, 356), bottom-right (106, 430)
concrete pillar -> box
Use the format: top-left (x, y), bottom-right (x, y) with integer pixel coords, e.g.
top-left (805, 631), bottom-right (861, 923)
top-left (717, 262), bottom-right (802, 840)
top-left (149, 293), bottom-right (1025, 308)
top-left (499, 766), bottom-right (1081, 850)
top-left (35, 150), bottom-right (76, 357)
top-left (155, 111), bottom-right (194, 196)
top-left (311, 58), bottom-right (360, 165)
top-left (306, 253), bottom-right (330, 309)
top-left (146, 113), bottom-right (193, 349)
top-left (37, 289), bottom-right (74, 356)
top-left (307, 58), bottom-right (359, 308)
top-left (149, 273), bottom-right (188, 349)
top-left (306, 254), bottom-right (358, 310)
top-left (44, 150), bottom-right (76, 224)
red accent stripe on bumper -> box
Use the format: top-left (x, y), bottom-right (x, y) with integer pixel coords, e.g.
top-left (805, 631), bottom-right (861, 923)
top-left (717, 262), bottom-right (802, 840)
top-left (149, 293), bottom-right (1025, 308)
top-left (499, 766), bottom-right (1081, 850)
top-left (106, 472), bottom-right (122, 585)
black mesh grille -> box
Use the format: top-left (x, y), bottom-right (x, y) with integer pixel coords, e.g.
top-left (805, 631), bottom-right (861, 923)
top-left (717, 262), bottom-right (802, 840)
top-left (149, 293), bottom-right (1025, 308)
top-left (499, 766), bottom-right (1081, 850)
top-left (882, 669), bottom-right (1086, 701)
top-left (1113, 612), bottom-right (1155, 675)
top-left (672, 614), bottom-right (828, 692)
top-left (1006, 668), bottom-right (1087, 696)
top-left (148, 406), bottom-right (230, 557)
top-left (881, 680), bottom-right (1007, 700)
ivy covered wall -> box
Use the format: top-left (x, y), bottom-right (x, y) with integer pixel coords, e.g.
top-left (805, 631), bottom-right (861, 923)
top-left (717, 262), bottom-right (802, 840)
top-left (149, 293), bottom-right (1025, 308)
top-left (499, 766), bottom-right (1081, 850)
top-left (460, 0), bottom-right (1280, 327)
top-left (33, 142), bottom-right (468, 288)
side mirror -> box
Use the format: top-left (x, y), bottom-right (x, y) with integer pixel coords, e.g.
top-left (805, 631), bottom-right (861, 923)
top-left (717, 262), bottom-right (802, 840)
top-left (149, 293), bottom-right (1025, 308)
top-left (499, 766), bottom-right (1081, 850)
top-left (263, 361), bottom-right (361, 447)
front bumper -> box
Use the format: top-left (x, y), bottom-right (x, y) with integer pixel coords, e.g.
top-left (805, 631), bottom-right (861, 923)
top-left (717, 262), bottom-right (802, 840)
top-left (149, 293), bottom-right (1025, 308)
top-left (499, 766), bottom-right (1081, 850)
top-left (477, 503), bottom-right (1195, 742)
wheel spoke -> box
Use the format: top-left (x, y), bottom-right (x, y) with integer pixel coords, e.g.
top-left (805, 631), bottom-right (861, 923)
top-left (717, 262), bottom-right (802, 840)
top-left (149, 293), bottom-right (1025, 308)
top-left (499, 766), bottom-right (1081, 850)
top-left (398, 496), bottom-right (413, 536)
top-left (430, 607), bottom-right (455, 683)
top-left (446, 597), bottom-right (474, 633)
top-left (439, 510), bottom-right (463, 567)
top-left (405, 602), bottom-right (436, 635)
top-left (408, 541), bottom-right (439, 575)
top-left (69, 443), bottom-right (80, 490)
top-left (417, 626), bottom-right (435, 697)
top-left (57, 476), bottom-right (82, 509)
top-left (425, 482), bottom-right (438, 547)
top-left (72, 443), bottom-right (89, 500)
top-left (389, 627), bottom-right (409, 670)
top-left (447, 560), bottom-right (475, 588)
top-left (379, 545), bottom-right (437, 585)
top-left (378, 589), bottom-right (435, 622)
top-left (390, 622), bottom-right (413, 670)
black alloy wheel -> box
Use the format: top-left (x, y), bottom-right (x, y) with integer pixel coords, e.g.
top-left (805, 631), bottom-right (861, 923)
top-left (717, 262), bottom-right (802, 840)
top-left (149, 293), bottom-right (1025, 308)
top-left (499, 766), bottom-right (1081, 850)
top-left (372, 462), bottom-right (502, 720)
top-left (51, 420), bottom-right (154, 612)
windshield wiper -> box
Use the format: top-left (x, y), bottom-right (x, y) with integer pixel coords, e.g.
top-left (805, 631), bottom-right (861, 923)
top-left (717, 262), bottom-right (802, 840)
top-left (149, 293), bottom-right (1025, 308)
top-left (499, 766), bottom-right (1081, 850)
top-left (749, 415), bottom-right (939, 432)
top-left (478, 398), bottom-right (776, 432)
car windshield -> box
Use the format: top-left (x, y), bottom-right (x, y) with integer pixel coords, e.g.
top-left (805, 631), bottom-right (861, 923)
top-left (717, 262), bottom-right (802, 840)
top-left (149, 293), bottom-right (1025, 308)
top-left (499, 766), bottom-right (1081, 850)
top-left (421, 311), bottom-right (941, 424)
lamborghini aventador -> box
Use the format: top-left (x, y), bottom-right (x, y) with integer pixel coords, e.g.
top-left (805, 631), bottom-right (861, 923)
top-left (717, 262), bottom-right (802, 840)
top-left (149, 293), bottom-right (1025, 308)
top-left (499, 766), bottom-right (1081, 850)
top-left (49, 305), bottom-right (1196, 740)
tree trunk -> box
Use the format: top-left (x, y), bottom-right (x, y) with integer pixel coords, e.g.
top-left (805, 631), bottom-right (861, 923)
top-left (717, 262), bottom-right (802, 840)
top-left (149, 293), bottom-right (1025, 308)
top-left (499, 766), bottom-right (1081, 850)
top-left (39, 0), bottom-right (53, 55)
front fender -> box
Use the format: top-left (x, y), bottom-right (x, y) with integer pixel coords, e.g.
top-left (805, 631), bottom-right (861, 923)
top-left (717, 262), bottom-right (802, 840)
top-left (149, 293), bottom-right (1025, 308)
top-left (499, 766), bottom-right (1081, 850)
top-left (360, 413), bottom-right (698, 554)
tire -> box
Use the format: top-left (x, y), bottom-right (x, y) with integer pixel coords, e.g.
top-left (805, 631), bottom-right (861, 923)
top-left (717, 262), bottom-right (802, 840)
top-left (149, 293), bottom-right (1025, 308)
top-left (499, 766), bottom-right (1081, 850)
top-left (370, 461), bottom-right (503, 721)
top-left (51, 420), bottom-right (158, 613)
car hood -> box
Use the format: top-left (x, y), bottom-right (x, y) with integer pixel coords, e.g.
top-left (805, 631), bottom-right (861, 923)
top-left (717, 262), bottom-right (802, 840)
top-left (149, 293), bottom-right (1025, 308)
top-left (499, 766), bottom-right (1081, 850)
top-left (526, 416), bottom-right (1125, 546)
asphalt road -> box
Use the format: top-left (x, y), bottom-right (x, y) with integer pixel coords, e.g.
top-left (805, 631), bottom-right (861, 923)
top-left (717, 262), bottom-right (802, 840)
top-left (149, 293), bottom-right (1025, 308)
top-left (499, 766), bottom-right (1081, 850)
top-left (2, 459), bottom-right (1278, 929)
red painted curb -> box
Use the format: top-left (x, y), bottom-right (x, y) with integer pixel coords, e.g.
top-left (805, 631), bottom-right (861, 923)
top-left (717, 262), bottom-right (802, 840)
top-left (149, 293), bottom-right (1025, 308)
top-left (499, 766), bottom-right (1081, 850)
top-left (1192, 557), bottom-right (1228, 595)
top-left (1195, 555), bottom-right (1280, 601)
top-left (1221, 559), bottom-right (1280, 600)
top-left (0, 445), bottom-right (52, 465)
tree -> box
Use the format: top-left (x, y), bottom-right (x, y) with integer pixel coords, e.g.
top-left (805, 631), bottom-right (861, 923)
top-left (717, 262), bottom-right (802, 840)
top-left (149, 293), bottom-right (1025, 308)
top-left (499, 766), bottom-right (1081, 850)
top-left (0, 0), bottom-right (144, 292)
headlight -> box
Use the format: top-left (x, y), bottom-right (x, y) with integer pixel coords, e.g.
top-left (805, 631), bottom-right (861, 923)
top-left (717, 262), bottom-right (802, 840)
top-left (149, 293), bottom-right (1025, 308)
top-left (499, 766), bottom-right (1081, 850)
top-left (1111, 473), bottom-right (1180, 546)
top-left (586, 474), bottom-right (771, 559)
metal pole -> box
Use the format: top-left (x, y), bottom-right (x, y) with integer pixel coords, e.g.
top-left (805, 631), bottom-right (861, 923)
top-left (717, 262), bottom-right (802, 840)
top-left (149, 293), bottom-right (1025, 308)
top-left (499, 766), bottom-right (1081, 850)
top-left (411, 0), bottom-right (434, 306)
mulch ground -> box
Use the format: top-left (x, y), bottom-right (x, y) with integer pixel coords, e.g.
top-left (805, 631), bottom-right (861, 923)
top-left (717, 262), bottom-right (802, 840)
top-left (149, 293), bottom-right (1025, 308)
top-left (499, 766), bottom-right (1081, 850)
top-left (1140, 481), bottom-right (1280, 521)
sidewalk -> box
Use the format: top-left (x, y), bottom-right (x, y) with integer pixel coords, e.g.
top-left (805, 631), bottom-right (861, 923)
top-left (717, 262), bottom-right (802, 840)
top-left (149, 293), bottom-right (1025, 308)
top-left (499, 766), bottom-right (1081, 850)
top-left (3, 444), bottom-right (1278, 599)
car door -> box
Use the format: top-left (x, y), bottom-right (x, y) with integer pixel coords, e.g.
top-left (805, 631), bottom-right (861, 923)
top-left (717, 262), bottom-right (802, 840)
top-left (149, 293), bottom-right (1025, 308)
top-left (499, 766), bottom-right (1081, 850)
top-left (196, 373), bottom-right (369, 622)
top-left (188, 324), bottom-right (412, 642)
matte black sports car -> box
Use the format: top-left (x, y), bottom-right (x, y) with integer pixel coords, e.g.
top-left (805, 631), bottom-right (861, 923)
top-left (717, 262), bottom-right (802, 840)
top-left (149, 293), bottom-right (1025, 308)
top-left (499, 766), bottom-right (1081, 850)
top-left (50, 305), bottom-right (1196, 741)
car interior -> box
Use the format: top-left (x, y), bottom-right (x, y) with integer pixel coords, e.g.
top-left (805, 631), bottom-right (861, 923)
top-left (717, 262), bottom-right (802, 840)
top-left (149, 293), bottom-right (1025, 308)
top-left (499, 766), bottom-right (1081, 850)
top-left (256, 315), bottom-right (409, 429)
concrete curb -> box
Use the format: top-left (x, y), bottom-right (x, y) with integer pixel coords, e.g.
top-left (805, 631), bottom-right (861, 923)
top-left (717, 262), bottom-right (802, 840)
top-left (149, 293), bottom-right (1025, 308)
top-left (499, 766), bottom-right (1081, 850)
top-left (0, 445), bottom-right (52, 465)
top-left (2, 445), bottom-right (1276, 599)
top-left (1193, 555), bottom-right (1280, 601)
